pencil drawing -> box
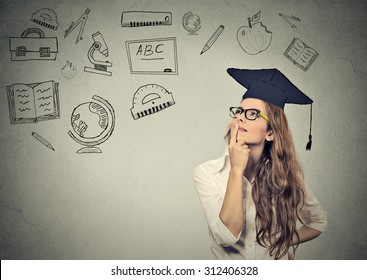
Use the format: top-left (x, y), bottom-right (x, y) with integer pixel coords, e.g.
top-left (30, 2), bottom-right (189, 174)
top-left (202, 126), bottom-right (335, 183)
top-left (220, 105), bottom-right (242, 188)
top-left (200, 25), bottom-right (224, 54)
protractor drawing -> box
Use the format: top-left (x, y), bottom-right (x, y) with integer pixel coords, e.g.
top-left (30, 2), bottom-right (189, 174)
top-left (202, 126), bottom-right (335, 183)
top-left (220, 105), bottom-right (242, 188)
top-left (130, 84), bottom-right (175, 120)
top-left (31, 8), bottom-right (59, 30)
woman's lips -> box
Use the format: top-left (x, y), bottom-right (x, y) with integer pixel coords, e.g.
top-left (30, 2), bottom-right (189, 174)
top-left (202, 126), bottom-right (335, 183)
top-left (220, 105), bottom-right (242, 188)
top-left (238, 127), bottom-right (247, 132)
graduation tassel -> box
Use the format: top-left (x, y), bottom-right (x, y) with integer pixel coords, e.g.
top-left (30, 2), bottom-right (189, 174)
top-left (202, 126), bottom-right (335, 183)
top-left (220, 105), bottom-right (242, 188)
top-left (306, 103), bottom-right (313, 151)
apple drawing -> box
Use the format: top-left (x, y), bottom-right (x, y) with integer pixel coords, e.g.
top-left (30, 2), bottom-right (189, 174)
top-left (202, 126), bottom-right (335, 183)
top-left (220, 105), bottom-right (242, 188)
top-left (61, 60), bottom-right (77, 79)
top-left (237, 14), bottom-right (272, 55)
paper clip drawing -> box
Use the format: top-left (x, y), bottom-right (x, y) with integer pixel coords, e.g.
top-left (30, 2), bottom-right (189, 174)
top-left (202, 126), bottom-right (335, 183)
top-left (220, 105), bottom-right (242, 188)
top-left (64, 8), bottom-right (90, 44)
top-left (284, 38), bottom-right (319, 71)
top-left (121, 11), bottom-right (172, 27)
top-left (61, 60), bottom-right (77, 79)
top-left (182, 11), bottom-right (201, 35)
top-left (31, 8), bottom-right (59, 30)
top-left (9, 28), bottom-right (58, 61)
top-left (200, 25), bottom-right (224, 54)
top-left (84, 31), bottom-right (112, 76)
top-left (69, 95), bottom-right (115, 154)
top-left (32, 132), bottom-right (55, 151)
top-left (130, 84), bottom-right (175, 120)
top-left (6, 80), bottom-right (60, 124)
top-left (125, 37), bottom-right (178, 75)
top-left (279, 13), bottom-right (301, 29)
top-left (237, 11), bottom-right (272, 55)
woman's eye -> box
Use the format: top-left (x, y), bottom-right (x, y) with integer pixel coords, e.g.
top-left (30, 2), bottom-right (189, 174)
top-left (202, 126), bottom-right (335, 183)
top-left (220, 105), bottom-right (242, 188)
top-left (249, 111), bottom-right (258, 117)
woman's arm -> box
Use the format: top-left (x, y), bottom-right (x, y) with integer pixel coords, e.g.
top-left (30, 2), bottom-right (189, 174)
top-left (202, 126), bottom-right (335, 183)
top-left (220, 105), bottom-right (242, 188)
top-left (219, 123), bottom-right (250, 238)
top-left (292, 225), bottom-right (321, 245)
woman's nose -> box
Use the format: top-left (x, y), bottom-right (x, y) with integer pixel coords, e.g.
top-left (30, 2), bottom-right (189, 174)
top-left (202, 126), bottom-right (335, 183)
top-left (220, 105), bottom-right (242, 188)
top-left (236, 114), bottom-right (245, 122)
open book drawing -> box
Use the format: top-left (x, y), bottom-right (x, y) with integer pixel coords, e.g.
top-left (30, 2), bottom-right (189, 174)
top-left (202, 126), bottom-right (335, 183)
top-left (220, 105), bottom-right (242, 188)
top-left (284, 38), bottom-right (319, 71)
top-left (6, 80), bottom-right (60, 124)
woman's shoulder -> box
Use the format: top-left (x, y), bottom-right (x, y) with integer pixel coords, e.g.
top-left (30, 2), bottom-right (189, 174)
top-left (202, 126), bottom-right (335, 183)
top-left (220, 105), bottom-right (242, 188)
top-left (194, 151), bottom-right (228, 177)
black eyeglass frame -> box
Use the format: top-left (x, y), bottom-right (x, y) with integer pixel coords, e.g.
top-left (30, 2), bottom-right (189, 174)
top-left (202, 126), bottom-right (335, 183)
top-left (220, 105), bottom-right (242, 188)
top-left (229, 107), bottom-right (269, 121)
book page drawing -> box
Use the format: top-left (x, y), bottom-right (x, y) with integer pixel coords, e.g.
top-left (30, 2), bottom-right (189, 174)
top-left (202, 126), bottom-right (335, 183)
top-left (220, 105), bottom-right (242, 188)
top-left (6, 80), bottom-right (60, 124)
top-left (31, 8), bottom-right (59, 30)
top-left (237, 11), bottom-right (272, 55)
top-left (9, 28), bottom-right (58, 61)
top-left (130, 84), bottom-right (175, 120)
top-left (64, 8), bottom-right (90, 44)
top-left (284, 38), bottom-right (319, 71)
top-left (68, 95), bottom-right (115, 154)
top-left (121, 11), bottom-right (172, 27)
top-left (182, 11), bottom-right (201, 35)
top-left (84, 31), bottom-right (112, 76)
top-left (125, 37), bottom-right (178, 75)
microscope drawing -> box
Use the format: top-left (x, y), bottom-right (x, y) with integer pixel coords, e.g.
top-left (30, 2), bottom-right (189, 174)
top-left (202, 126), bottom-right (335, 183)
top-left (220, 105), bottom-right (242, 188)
top-left (84, 31), bottom-right (112, 76)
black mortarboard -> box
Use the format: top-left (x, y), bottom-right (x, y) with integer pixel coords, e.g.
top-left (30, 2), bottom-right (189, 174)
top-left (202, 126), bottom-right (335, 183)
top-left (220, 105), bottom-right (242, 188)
top-left (227, 68), bottom-right (313, 150)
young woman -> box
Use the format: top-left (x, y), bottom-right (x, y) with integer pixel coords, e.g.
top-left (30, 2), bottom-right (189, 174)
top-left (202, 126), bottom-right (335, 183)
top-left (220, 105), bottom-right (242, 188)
top-left (194, 68), bottom-right (327, 260)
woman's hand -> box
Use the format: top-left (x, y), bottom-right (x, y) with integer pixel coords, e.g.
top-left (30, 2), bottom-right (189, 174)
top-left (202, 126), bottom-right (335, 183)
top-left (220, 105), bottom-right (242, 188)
top-left (228, 122), bottom-right (250, 175)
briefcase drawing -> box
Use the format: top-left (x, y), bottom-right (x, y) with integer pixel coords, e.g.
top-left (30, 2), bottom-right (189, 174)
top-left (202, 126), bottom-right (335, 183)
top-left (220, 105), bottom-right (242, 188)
top-left (9, 28), bottom-right (58, 61)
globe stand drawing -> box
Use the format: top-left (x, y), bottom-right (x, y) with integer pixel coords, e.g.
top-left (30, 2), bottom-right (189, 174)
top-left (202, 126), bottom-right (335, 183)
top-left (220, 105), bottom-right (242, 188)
top-left (68, 95), bottom-right (115, 154)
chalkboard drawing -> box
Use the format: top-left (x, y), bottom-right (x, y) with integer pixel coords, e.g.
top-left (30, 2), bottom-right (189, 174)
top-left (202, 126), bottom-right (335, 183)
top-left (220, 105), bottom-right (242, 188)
top-left (284, 38), bottom-right (319, 71)
top-left (182, 11), bottom-right (201, 35)
top-left (32, 132), bottom-right (55, 151)
top-left (200, 25), bottom-right (224, 55)
top-left (61, 60), bottom-right (77, 79)
top-left (31, 8), bottom-right (59, 30)
top-left (131, 84), bottom-right (175, 120)
top-left (6, 80), bottom-right (60, 124)
top-left (84, 31), bottom-right (112, 76)
top-left (64, 8), bottom-right (90, 44)
top-left (278, 13), bottom-right (301, 29)
top-left (237, 11), bottom-right (272, 55)
top-left (126, 37), bottom-right (178, 75)
top-left (9, 28), bottom-right (58, 61)
top-left (121, 11), bottom-right (172, 27)
top-left (68, 95), bottom-right (115, 154)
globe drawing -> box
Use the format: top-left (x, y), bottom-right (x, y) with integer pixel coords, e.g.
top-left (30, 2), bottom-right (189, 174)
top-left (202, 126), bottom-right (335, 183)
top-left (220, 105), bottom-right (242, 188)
top-left (68, 95), bottom-right (115, 154)
top-left (182, 11), bottom-right (201, 35)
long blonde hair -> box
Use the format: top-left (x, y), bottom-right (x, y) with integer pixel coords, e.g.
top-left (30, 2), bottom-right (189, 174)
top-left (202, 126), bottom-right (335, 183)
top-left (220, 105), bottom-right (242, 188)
top-left (225, 102), bottom-right (305, 259)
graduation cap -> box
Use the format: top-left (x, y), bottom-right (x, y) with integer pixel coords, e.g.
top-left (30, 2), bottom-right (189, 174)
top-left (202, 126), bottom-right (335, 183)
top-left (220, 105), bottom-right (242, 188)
top-left (227, 68), bottom-right (313, 151)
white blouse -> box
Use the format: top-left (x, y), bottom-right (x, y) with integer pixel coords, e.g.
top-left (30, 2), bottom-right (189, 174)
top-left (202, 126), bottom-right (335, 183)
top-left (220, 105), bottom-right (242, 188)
top-left (193, 149), bottom-right (327, 260)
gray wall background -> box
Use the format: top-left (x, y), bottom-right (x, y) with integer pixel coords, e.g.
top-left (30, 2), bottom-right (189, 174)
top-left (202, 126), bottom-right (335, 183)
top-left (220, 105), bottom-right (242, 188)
top-left (0, 0), bottom-right (366, 260)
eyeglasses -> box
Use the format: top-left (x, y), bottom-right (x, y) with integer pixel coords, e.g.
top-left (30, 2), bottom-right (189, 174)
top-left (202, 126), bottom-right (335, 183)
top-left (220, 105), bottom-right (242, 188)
top-left (229, 107), bottom-right (269, 122)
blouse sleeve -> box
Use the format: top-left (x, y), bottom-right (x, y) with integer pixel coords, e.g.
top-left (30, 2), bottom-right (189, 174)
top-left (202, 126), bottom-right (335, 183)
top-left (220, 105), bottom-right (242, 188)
top-left (193, 164), bottom-right (241, 246)
top-left (299, 182), bottom-right (328, 232)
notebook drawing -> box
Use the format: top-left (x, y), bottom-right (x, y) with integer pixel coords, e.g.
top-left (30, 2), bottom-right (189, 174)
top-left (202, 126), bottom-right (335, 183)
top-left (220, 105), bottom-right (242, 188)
top-left (121, 11), bottom-right (172, 27)
top-left (284, 38), bottom-right (319, 71)
top-left (6, 80), bottom-right (60, 124)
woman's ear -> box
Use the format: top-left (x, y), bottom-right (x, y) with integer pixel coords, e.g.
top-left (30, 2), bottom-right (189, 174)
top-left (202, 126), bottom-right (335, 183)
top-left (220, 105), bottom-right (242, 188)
top-left (266, 130), bottom-right (274, 142)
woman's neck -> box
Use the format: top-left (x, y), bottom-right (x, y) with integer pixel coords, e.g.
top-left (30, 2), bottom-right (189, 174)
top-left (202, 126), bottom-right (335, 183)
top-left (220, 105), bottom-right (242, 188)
top-left (244, 144), bottom-right (264, 182)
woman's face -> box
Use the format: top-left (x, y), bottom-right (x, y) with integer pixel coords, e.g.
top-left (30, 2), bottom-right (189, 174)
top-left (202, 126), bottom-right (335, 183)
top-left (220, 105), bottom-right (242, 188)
top-left (230, 98), bottom-right (273, 146)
